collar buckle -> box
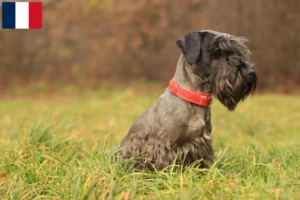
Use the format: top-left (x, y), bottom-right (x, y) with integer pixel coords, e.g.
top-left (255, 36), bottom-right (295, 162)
top-left (199, 96), bottom-right (213, 106)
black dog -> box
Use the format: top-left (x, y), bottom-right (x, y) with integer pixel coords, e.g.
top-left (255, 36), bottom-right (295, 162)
top-left (118, 30), bottom-right (257, 170)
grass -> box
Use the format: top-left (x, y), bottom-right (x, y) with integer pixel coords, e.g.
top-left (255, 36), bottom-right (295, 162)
top-left (0, 88), bottom-right (299, 199)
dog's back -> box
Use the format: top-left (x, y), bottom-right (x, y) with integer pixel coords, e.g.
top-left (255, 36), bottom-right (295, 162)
top-left (119, 58), bottom-right (214, 170)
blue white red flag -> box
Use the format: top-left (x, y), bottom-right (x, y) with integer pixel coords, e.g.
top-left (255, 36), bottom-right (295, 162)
top-left (2, 2), bottom-right (42, 29)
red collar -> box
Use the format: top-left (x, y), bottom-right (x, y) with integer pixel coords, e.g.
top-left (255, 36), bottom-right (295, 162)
top-left (168, 78), bottom-right (213, 106)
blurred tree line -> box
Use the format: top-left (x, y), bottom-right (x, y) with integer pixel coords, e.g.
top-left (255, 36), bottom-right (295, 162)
top-left (0, 0), bottom-right (299, 91)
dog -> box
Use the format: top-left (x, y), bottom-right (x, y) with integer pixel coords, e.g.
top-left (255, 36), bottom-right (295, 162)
top-left (117, 30), bottom-right (257, 170)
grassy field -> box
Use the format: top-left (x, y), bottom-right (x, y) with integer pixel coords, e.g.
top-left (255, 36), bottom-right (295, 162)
top-left (0, 88), bottom-right (299, 199)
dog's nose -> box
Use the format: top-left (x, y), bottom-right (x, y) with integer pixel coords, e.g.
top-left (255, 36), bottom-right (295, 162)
top-left (247, 68), bottom-right (255, 76)
top-left (249, 71), bottom-right (256, 77)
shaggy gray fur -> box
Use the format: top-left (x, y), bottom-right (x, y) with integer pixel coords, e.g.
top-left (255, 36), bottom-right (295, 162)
top-left (117, 30), bottom-right (257, 170)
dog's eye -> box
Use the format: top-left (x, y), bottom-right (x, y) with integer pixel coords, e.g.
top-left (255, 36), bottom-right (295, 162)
top-left (212, 48), bottom-right (222, 58)
top-left (214, 48), bottom-right (221, 53)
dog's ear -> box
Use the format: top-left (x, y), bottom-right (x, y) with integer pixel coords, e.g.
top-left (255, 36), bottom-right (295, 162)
top-left (176, 32), bottom-right (201, 64)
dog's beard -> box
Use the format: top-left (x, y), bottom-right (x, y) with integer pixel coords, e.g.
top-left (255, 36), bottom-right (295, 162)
top-left (214, 60), bottom-right (257, 111)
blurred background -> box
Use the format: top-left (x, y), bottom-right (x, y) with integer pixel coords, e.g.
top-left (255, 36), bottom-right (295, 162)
top-left (0, 0), bottom-right (299, 93)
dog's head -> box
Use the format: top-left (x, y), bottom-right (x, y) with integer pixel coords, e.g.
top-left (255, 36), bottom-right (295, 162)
top-left (176, 30), bottom-right (257, 111)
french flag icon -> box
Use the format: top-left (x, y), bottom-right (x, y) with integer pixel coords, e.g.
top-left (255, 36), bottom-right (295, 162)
top-left (2, 2), bottom-right (42, 29)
